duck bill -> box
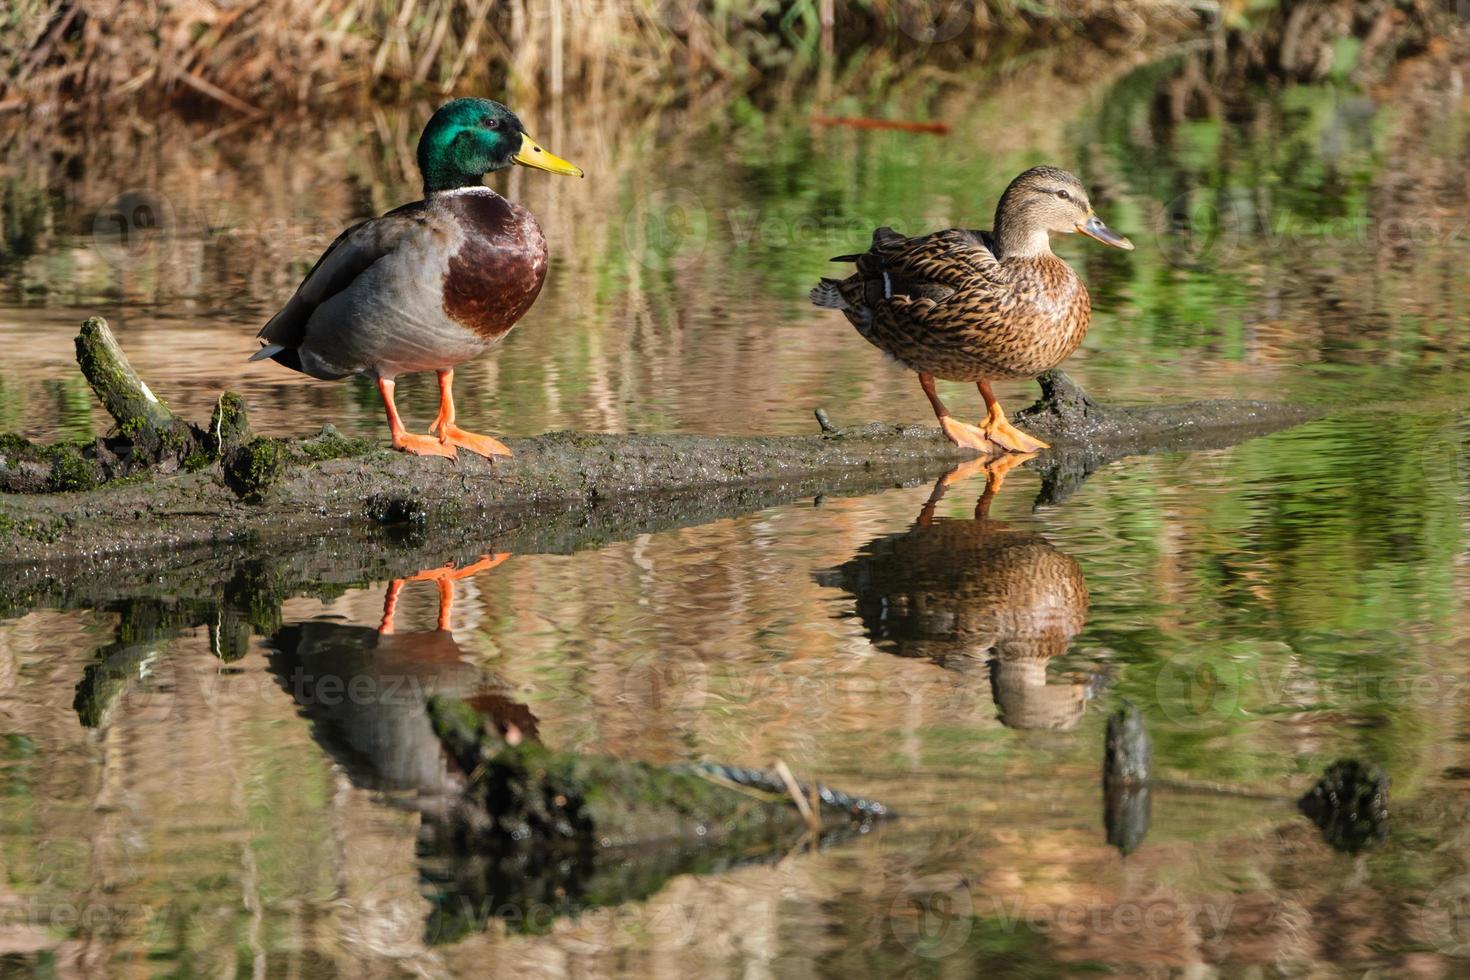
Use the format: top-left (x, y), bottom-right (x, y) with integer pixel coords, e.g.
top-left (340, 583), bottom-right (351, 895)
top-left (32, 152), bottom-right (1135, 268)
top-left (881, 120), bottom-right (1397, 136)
top-left (1077, 214), bottom-right (1133, 250)
top-left (513, 133), bottom-right (584, 177)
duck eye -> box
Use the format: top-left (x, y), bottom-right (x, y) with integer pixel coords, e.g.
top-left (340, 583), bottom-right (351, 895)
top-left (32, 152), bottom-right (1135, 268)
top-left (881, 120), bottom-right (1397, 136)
top-left (482, 116), bottom-right (501, 130)
top-left (1056, 190), bottom-right (1071, 201)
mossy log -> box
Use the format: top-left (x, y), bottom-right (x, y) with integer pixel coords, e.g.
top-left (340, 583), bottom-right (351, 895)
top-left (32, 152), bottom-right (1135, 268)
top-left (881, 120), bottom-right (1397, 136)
top-left (0, 316), bottom-right (1322, 568)
top-left (0, 317), bottom-right (244, 493)
top-left (416, 694), bottom-right (888, 937)
top-left (431, 694), bottom-right (885, 848)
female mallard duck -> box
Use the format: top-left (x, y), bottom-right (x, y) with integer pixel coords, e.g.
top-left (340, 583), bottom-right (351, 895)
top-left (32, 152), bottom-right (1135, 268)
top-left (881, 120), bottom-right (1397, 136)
top-left (817, 459), bottom-right (1093, 731)
top-left (811, 166), bottom-right (1132, 454)
top-left (250, 98), bottom-right (582, 459)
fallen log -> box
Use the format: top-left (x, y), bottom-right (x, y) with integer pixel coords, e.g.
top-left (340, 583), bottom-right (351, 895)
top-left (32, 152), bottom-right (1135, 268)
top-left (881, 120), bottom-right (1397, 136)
top-left (0, 317), bottom-right (1322, 571)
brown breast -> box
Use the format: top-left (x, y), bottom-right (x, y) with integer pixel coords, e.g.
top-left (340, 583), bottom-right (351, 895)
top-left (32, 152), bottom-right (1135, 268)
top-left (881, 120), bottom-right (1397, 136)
top-left (999, 254), bottom-right (1092, 377)
top-left (440, 191), bottom-right (549, 341)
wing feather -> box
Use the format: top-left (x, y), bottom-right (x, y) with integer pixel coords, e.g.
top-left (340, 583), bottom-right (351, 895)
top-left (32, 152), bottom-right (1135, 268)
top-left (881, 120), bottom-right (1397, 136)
top-left (255, 202), bottom-right (431, 352)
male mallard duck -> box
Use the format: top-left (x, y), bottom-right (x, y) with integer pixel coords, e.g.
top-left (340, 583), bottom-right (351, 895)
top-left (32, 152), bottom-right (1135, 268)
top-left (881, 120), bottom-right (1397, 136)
top-left (264, 555), bottom-right (535, 794)
top-left (810, 166), bottom-right (1132, 454)
top-left (250, 98), bottom-right (582, 459)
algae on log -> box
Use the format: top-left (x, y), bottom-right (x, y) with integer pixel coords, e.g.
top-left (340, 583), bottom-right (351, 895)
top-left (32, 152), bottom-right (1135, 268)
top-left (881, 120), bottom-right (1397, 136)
top-left (421, 709), bottom-right (887, 942)
top-left (0, 317), bottom-right (224, 492)
top-left (427, 695), bottom-right (884, 855)
top-left (0, 316), bottom-right (1322, 565)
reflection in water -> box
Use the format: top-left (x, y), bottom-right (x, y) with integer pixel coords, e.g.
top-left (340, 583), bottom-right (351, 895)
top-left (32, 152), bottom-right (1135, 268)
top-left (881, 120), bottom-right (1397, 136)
top-left (2, 35), bottom-right (1470, 973)
top-left (1103, 702), bottom-right (1153, 857)
top-left (258, 554), bottom-right (882, 944)
top-left (820, 458), bottom-right (1097, 730)
top-left (1298, 760), bottom-right (1391, 854)
top-left (263, 554), bottom-right (532, 797)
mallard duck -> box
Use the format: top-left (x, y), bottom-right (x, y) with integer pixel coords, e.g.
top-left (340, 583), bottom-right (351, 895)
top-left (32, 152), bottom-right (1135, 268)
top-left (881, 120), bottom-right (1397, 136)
top-left (817, 459), bottom-right (1094, 730)
top-left (250, 98), bottom-right (582, 459)
top-left (811, 166), bottom-right (1132, 454)
top-left (818, 462), bottom-right (1089, 667)
top-left (264, 555), bottom-right (535, 794)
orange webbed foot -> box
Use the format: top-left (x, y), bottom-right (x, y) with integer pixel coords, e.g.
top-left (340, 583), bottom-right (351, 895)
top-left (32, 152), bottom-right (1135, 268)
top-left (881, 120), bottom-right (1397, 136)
top-left (392, 431), bottom-right (458, 459)
top-left (980, 450), bottom-right (1038, 496)
top-left (936, 455), bottom-right (995, 491)
top-left (432, 423), bottom-right (512, 460)
top-left (380, 553), bottom-right (511, 634)
top-left (407, 553), bottom-right (512, 583)
top-left (939, 416), bottom-right (999, 454)
top-left (980, 403), bottom-right (1049, 453)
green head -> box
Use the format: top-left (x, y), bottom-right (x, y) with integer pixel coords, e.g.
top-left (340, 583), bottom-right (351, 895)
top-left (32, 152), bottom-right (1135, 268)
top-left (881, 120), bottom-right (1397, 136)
top-left (416, 98), bottom-right (583, 195)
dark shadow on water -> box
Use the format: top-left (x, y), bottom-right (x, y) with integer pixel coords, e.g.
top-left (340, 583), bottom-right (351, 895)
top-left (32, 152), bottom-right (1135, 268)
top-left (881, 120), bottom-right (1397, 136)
top-left (1103, 701), bottom-right (1153, 857)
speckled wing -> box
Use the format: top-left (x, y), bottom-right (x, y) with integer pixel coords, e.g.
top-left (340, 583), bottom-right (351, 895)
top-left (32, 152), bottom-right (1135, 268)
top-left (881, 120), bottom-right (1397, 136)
top-left (252, 202), bottom-right (431, 378)
top-left (823, 228), bottom-right (1010, 372)
top-left (838, 227), bottom-right (1003, 313)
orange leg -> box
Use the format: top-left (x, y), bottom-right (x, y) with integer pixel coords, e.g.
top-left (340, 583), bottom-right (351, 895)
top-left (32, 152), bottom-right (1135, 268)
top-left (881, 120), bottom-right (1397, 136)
top-left (977, 380), bottom-right (1049, 453)
top-left (379, 578), bottom-right (407, 635)
top-left (919, 373), bottom-right (996, 454)
top-left (430, 369), bottom-right (513, 460)
top-left (378, 553), bottom-right (510, 634)
top-left (974, 451), bottom-right (1036, 517)
top-left (918, 452), bottom-right (1036, 524)
top-left (378, 377), bottom-right (456, 459)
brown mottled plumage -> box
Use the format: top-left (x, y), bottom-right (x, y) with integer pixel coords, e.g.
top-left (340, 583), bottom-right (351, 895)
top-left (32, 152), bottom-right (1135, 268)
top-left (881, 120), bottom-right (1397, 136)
top-left (819, 510), bottom-right (1088, 666)
top-left (811, 166), bottom-right (1132, 454)
top-left (441, 191), bottom-right (549, 341)
top-left (816, 465), bottom-right (1093, 730)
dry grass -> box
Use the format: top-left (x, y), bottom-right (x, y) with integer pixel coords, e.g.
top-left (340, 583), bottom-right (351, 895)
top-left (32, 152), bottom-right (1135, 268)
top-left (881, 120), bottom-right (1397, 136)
top-left (0, 0), bottom-right (1204, 116)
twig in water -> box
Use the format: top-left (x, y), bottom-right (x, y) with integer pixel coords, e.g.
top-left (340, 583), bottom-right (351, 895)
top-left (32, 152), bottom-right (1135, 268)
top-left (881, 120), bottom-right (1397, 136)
top-left (774, 759), bottom-right (820, 835)
top-left (811, 116), bottom-right (950, 135)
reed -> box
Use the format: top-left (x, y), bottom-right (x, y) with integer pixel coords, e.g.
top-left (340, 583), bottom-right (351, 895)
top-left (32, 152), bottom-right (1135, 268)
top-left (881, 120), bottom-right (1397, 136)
top-left (1, 0), bottom-right (1204, 116)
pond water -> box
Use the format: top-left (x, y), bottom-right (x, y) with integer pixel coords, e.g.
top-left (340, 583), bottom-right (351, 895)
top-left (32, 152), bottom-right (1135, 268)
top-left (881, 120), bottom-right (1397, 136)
top-left (2, 41), bottom-right (1470, 977)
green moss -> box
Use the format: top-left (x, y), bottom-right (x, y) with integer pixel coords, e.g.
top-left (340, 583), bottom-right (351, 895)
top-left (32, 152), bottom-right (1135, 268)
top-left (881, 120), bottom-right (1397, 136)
top-left (207, 392), bottom-right (251, 456)
top-left (223, 437), bottom-right (289, 503)
top-left (427, 695), bottom-right (495, 771)
top-left (296, 428), bottom-right (375, 463)
top-left (106, 470), bottom-right (155, 488)
top-left (159, 427), bottom-right (189, 453)
top-left (44, 443), bottom-right (99, 492)
top-left (220, 427), bottom-right (378, 504)
top-left (183, 452), bottom-right (212, 473)
top-left (0, 432), bottom-right (31, 456)
top-left (0, 512), bottom-right (63, 543)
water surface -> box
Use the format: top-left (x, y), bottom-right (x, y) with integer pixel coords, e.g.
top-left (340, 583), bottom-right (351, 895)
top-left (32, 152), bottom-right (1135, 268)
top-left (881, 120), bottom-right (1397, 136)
top-left (2, 44), bottom-right (1470, 977)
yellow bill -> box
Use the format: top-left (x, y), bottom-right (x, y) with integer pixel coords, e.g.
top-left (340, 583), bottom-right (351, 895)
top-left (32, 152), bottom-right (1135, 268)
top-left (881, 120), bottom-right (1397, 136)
top-left (514, 133), bottom-right (584, 177)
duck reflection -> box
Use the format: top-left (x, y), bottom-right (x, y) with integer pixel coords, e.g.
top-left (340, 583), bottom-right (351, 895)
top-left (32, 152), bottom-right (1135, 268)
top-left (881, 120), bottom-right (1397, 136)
top-left (263, 554), bottom-right (534, 795)
top-left (820, 457), bottom-right (1098, 730)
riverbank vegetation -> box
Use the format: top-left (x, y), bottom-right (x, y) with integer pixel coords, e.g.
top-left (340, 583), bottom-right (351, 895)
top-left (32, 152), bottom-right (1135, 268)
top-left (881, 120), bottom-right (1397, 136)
top-left (2, 0), bottom-right (1446, 119)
